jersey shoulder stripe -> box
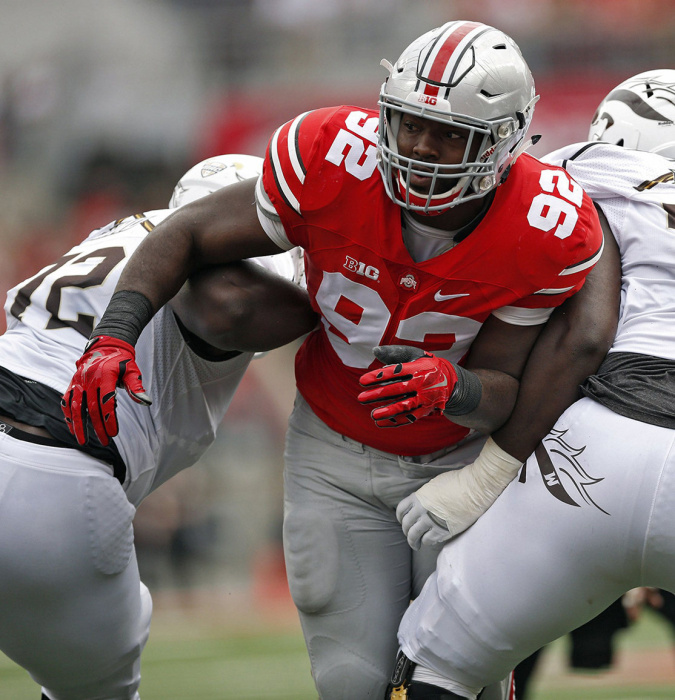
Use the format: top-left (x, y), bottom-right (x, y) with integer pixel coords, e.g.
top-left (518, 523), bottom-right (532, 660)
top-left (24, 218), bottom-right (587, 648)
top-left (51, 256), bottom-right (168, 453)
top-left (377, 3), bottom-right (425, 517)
top-left (268, 113), bottom-right (309, 216)
top-left (544, 142), bottom-right (675, 204)
top-left (560, 141), bottom-right (604, 168)
top-left (534, 285), bottom-right (576, 296)
top-left (535, 235), bottom-right (603, 299)
top-left (267, 109), bottom-right (338, 216)
top-left (539, 221), bottom-right (603, 298)
top-left (499, 153), bottom-right (604, 306)
top-left (560, 236), bottom-right (604, 276)
top-left (265, 106), bottom-right (357, 219)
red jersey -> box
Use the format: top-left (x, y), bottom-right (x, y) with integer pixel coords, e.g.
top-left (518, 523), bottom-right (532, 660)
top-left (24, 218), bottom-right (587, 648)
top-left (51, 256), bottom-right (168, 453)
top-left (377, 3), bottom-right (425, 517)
top-left (262, 106), bottom-right (603, 455)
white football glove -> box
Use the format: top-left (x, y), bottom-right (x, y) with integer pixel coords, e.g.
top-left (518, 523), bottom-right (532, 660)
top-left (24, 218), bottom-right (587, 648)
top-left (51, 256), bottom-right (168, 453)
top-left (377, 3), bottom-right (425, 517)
top-left (396, 437), bottom-right (524, 550)
top-left (396, 494), bottom-right (454, 550)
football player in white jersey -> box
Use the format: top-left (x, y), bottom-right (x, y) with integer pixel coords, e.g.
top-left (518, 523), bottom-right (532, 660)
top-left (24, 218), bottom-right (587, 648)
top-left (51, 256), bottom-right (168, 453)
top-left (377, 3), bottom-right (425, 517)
top-left (387, 69), bottom-right (675, 698)
top-left (0, 154), bottom-right (316, 700)
top-left (60, 22), bottom-right (608, 699)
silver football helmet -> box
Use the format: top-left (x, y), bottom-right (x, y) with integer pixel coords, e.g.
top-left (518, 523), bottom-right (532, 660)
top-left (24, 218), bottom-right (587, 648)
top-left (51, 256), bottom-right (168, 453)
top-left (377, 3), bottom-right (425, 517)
top-left (588, 69), bottom-right (675, 158)
top-left (169, 154), bottom-right (263, 208)
top-left (377, 20), bottom-right (539, 215)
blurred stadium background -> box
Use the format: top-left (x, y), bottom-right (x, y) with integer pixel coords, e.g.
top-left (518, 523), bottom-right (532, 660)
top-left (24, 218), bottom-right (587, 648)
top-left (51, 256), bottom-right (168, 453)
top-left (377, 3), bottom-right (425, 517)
top-left (1, 0), bottom-right (675, 697)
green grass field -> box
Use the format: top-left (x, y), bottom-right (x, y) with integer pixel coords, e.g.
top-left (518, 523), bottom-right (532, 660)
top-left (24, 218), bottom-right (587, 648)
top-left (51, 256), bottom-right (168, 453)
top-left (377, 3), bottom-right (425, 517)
top-left (2, 592), bottom-right (674, 700)
top-left (523, 605), bottom-right (675, 700)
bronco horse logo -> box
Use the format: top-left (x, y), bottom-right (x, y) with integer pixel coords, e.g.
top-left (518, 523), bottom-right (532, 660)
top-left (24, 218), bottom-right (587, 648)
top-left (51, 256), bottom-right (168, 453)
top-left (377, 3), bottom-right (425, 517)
top-left (535, 428), bottom-right (609, 515)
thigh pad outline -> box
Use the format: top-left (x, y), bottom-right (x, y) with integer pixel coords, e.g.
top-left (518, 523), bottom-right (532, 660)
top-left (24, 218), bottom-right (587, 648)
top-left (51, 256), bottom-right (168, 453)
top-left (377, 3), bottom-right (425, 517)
top-left (85, 476), bottom-right (135, 576)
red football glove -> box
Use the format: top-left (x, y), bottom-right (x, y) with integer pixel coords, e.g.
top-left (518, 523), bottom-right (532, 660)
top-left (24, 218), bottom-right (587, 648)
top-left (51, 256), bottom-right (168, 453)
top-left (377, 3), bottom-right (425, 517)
top-left (358, 345), bottom-right (458, 427)
top-left (61, 335), bottom-right (151, 446)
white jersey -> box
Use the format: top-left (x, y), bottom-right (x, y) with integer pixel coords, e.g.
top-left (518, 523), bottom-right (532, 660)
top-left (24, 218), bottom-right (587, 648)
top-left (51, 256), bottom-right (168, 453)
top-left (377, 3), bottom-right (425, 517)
top-left (544, 142), bottom-right (675, 361)
top-left (0, 209), bottom-right (302, 505)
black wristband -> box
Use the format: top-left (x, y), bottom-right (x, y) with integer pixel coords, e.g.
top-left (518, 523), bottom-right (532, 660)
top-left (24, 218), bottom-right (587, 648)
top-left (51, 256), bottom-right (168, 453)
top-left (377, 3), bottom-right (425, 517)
top-left (443, 364), bottom-right (483, 415)
top-left (92, 290), bottom-right (155, 346)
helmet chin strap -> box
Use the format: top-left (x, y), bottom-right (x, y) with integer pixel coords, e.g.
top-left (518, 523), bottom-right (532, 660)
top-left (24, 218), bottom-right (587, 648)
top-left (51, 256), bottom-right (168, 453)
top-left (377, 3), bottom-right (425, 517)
top-left (510, 134), bottom-right (541, 162)
top-left (396, 171), bottom-right (468, 215)
top-left (380, 58), bottom-right (395, 74)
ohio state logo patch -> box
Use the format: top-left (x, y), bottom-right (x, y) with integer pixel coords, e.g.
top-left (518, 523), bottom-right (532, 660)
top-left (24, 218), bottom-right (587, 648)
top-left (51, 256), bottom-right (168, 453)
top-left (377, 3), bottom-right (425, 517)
top-left (399, 273), bottom-right (418, 290)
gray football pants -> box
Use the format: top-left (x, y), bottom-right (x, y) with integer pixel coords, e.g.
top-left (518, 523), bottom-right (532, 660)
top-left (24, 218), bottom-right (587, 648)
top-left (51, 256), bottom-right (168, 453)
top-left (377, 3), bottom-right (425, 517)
top-left (283, 393), bottom-right (507, 700)
top-left (399, 397), bottom-right (675, 699)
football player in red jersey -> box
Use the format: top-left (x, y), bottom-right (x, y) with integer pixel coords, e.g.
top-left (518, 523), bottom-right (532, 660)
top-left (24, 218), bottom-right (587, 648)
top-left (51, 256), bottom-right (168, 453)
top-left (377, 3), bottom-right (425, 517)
top-left (62, 21), bottom-right (609, 699)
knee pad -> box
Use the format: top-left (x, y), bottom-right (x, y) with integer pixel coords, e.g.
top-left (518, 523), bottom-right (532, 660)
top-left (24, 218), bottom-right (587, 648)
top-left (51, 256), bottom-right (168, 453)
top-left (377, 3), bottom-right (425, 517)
top-left (311, 638), bottom-right (387, 700)
top-left (283, 505), bottom-right (340, 613)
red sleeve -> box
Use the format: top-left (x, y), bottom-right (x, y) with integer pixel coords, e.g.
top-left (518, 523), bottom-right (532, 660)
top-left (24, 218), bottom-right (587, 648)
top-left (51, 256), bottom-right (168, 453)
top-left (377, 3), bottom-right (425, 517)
top-left (261, 107), bottom-right (341, 238)
top-left (260, 105), bottom-right (381, 249)
top-left (509, 161), bottom-right (605, 311)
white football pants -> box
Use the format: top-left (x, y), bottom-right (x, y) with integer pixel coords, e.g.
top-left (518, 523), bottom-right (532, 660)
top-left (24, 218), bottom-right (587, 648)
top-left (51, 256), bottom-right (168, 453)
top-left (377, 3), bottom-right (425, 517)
top-left (0, 431), bottom-right (151, 699)
top-left (399, 397), bottom-right (675, 699)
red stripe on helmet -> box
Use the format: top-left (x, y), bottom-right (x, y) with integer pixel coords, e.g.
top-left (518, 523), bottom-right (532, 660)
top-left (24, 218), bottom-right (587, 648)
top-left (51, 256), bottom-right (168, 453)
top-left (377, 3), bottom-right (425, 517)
top-left (422, 21), bottom-right (484, 94)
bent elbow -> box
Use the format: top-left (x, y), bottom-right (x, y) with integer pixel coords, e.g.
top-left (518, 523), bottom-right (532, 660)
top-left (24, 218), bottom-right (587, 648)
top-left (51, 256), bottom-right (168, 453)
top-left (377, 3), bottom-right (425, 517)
top-left (562, 317), bottom-right (617, 373)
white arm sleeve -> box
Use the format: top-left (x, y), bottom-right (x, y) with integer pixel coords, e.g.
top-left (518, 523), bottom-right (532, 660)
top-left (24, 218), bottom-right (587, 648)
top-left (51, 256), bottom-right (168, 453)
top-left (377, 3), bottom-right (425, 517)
top-left (255, 176), bottom-right (295, 251)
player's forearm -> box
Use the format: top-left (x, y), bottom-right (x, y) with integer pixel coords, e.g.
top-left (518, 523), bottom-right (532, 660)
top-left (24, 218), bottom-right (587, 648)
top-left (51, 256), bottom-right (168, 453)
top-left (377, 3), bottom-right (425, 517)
top-left (213, 284), bottom-right (317, 351)
top-left (117, 215), bottom-right (196, 313)
top-left (92, 215), bottom-right (197, 345)
top-left (443, 368), bottom-right (518, 435)
top-left (95, 180), bottom-right (280, 345)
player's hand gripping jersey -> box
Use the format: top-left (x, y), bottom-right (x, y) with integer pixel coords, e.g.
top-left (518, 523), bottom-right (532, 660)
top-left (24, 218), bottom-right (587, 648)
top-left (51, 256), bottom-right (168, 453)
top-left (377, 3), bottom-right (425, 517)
top-left (0, 211), bottom-right (301, 505)
top-left (260, 106), bottom-right (604, 455)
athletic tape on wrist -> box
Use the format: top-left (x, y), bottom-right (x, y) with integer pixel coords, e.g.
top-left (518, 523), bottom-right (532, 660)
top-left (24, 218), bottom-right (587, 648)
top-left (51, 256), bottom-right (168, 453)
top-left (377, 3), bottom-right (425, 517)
top-left (92, 290), bottom-right (154, 346)
top-left (417, 436), bottom-right (523, 537)
top-left (443, 364), bottom-right (482, 415)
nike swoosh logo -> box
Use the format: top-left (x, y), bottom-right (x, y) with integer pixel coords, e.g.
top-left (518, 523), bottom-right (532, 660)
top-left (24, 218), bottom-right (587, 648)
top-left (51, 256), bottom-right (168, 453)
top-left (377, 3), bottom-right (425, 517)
top-left (82, 352), bottom-right (102, 372)
top-left (428, 377), bottom-right (448, 389)
top-left (434, 291), bottom-right (470, 302)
